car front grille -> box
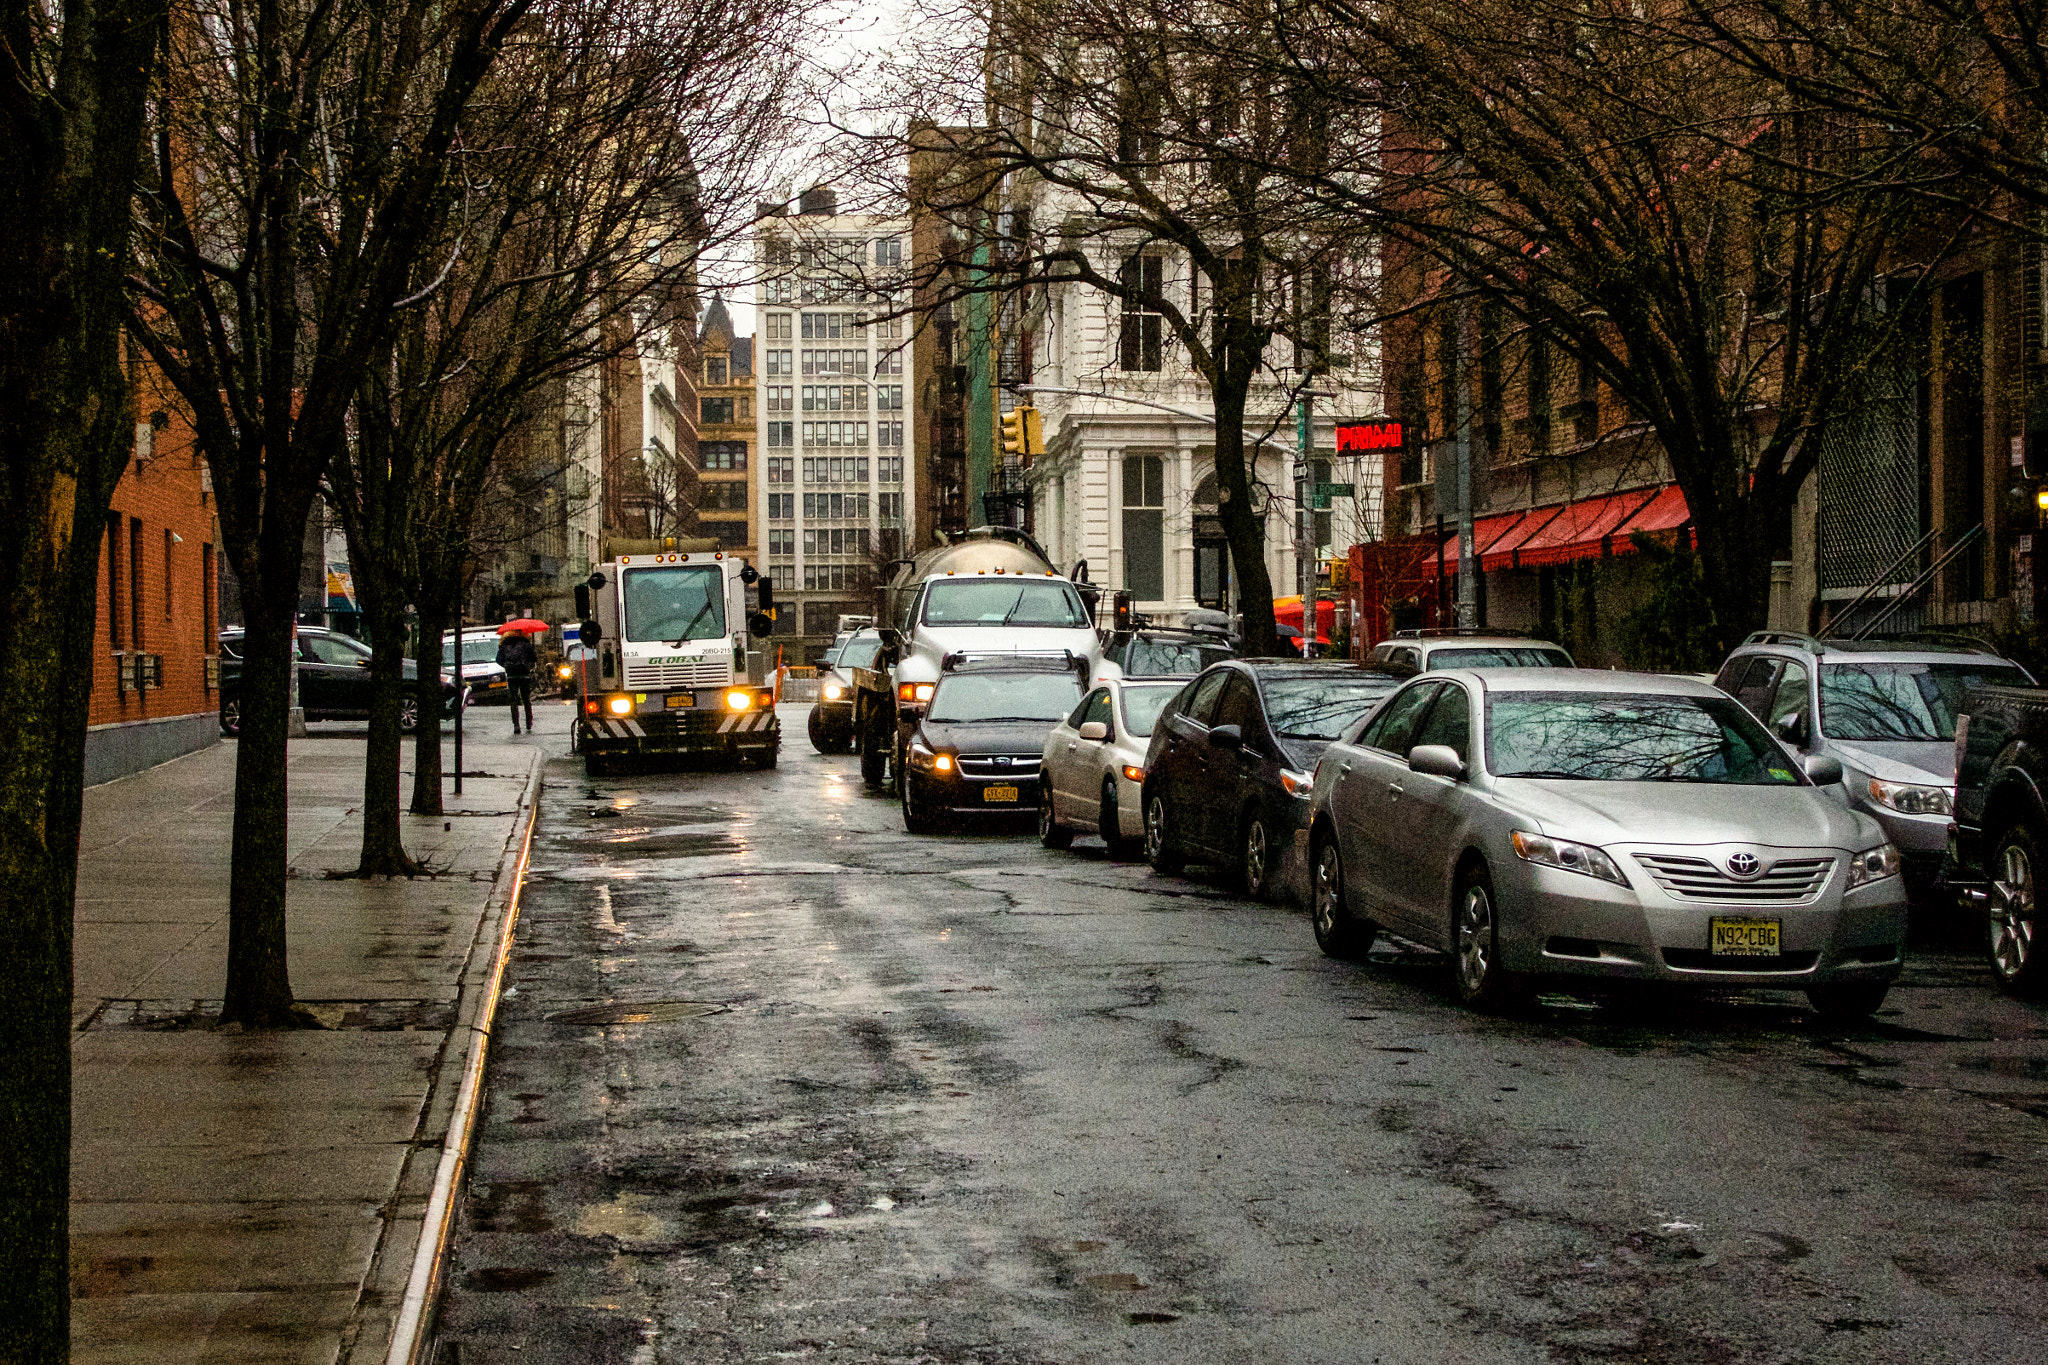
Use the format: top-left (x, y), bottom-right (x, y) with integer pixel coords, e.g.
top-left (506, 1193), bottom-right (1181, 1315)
top-left (624, 660), bottom-right (730, 690)
top-left (957, 755), bottom-right (1041, 779)
top-left (1632, 853), bottom-right (1834, 904)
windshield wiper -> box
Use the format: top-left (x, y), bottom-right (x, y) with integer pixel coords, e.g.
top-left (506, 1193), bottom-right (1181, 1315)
top-left (996, 589), bottom-right (1029, 627)
top-left (665, 600), bottom-right (715, 647)
top-left (1498, 769), bottom-right (1586, 779)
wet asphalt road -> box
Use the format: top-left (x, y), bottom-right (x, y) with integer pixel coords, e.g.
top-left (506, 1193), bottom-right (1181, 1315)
top-left (433, 703), bottom-right (2048, 1365)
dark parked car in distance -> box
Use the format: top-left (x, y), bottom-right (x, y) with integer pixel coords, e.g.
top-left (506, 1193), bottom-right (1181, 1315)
top-left (899, 659), bottom-right (1087, 834)
top-left (1947, 681), bottom-right (2048, 994)
top-left (217, 627), bottom-right (460, 735)
top-left (1140, 659), bottom-right (1410, 899)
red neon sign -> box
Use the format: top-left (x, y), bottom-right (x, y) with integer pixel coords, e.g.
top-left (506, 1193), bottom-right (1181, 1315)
top-left (1335, 420), bottom-right (1404, 453)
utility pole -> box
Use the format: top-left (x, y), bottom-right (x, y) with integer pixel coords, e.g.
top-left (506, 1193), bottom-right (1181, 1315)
top-left (1296, 393), bottom-right (1315, 658)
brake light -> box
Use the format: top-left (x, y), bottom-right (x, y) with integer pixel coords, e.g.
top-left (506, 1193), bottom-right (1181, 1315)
top-left (898, 682), bottom-right (934, 703)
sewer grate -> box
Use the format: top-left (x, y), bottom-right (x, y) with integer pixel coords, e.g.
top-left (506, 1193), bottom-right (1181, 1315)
top-left (545, 1000), bottom-right (727, 1026)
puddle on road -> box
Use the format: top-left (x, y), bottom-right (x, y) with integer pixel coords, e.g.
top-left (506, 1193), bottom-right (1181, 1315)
top-left (547, 1001), bottom-right (728, 1025)
top-left (574, 1195), bottom-right (668, 1244)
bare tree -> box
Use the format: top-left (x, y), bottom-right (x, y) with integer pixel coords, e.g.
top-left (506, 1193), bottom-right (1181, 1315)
top-left (0, 0), bottom-right (168, 1349)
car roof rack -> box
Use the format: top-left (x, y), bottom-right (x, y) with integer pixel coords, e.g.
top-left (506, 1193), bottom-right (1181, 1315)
top-left (1743, 628), bottom-right (2002, 656)
top-left (940, 649), bottom-right (1087, 678)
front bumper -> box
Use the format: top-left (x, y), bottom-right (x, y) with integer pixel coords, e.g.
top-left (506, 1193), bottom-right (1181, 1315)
top-left (905, 766), bottom-right (1040, 815)
top-left (1494, 851), bottom-right (1908, 988)
top-left (579, 699), bottom-right (779, 753)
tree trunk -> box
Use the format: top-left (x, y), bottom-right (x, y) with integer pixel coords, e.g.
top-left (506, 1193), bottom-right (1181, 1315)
top-left (220, 604), bottom-right (308, 1028)
top-left (411, 600), bottom-right (451, 817)
top-left (350, 577), bottom-right (421, 876)
top-left (1209, 361), bottom-right (1281, 656)
top-left (1692, 492), bottom-right (1782, 653)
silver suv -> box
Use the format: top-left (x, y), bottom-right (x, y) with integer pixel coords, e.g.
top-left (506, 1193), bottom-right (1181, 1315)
top-left (1371, 630), bottom-right (1575, 672)
top-left (1712, 631), bottom-right (2033, 897)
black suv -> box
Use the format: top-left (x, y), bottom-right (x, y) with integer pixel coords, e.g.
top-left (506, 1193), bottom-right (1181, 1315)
top-left (217, 627), bottom-right (460, 735)
top-left (899, 660), bottom-right (1088, 834)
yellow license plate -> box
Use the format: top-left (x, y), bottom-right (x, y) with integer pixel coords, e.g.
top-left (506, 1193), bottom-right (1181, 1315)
top-left (983, 785), bottom-right (1019, 803)
top-left (1710, 917), bottom-right (1781, 955)
top-left (665, 694), bottom-right (695, 708)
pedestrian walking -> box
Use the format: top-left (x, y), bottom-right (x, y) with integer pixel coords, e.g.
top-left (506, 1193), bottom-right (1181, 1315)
top-left (497, 629), bottom-right (537, 734)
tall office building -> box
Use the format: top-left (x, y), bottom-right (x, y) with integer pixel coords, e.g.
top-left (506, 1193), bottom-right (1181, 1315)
top-left (755, 187), bottom-right (915, 662)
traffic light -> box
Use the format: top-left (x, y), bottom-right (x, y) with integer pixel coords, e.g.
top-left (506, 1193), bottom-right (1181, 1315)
top-left (1000, 406), bottom-right (1045, 458)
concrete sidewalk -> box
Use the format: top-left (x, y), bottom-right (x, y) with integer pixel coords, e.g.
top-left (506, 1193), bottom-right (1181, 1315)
top-left (70, 704), bottom-right (563, 1365)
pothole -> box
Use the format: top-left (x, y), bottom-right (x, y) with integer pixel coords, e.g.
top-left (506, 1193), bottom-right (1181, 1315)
top-left (545, 1000), bottom-right (728, 1025)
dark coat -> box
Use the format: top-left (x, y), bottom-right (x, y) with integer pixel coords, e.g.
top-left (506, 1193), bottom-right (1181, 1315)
top-left (496, 632), bottom-right (537, 677)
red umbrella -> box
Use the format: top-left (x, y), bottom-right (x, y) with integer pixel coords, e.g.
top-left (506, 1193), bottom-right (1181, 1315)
top-left (496, 617), bottom-right (549, 635)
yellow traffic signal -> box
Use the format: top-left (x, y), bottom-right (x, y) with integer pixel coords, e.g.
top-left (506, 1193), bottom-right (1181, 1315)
top-left (1000, 405), bottom-right (1046, 458)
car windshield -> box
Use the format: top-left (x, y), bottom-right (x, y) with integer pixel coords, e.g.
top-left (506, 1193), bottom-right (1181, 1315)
top-left (443, 636), bottom-right (502, 665)
top-left (922, 580), bottom-right (1089, 627)
top-left (1119, 685), bottom-right (1181, 737)
top-left (1488, 691), bottom-right (1801, 784)
top-left (1263, 675), bottom-right (1405, 740)
top-left (927, 671), bottom-right (1084, 723)
top-left (1819, 661), bottom-right (2032, 741)
top-left (1428, 646), bottom-right (1574, 669)
top-left (1124, 637), bottom-right (1232, 676)
top-left (832, 635), bottom-right (883, 671)
top-left (621, 565), bottom-right (726, 643)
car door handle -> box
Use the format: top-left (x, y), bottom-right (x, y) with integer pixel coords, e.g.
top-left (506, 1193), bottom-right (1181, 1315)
top-left (1386, 782), bottom-right (1404, 796)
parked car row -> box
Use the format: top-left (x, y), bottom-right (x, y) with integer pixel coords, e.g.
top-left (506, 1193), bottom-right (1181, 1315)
top-left (217, 626), bottom-right (466, 735)
top-left (828, 618), bottom-right (2044, 1018)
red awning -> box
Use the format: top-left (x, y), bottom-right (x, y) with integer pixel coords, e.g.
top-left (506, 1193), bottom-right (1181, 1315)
top-left (1513, 490), bottom-right (1662, 568)
top-left (1480, 505), bottom-right (1567, 571)
top-left (1423, 510), bottom-right (1529, 577)
top-left (1607, 484), bottom-right (1692, 553)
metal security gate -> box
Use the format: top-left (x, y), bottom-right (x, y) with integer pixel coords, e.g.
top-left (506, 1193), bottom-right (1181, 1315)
top-left (1816, 362), bottom-right (1924, 635)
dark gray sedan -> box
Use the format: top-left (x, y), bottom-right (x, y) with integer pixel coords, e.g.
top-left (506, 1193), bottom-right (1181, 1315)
top-left (1305, 669), bottom-right (1909, 1019)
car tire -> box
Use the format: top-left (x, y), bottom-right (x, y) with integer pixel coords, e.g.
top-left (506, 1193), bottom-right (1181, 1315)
top-left (808, 707), bottom-right (833, 755)
top-left (1988, 822), bottom-right (2047, 995)
top-left (901, 771), bottom-right (937, 835)
top-left (1144, 792), bottom-right (1185, 875)
top-left (219, 697), bottom-right (241, 737)
top-left (1806, 980), bottom-right (1891, 1020)
top-left (1101, 779), bottom-right (1141, 860)
top-left (398, 692), bottom-right (420, 735)
top-left (1039, 785), bottom-right (1075, 849)
top-left (1239, 812), bottom-right (1277, 901)
top-left (1453, 864), bottom-right (1528, 1012)
top-left (1311, 835), bottom-right (1375, 959)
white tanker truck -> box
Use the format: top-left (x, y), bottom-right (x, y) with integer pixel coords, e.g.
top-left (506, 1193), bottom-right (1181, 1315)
top-left (849, 526), bottom-right (1105, 786)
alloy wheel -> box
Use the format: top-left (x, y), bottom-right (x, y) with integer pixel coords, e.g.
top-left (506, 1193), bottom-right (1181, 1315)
top-left (1991, 840), bottom-right (2036, 983)
top-left (1456, 883), bottom-right (1496, 997)
top-left (1243, 818), bottom-right (1271, 899)
top-left (1144, 798), bottom-right (1166, 861)
top-left (1313, 843), bottom-right (1341, 939)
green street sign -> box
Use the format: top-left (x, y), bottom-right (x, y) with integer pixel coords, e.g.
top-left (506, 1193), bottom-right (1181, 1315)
top-left (1311, 482), bottom-right (1355, 509)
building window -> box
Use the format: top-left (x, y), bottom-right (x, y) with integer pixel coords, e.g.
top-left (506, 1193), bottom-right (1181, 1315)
top-left (875, 348), bottom-right (904, 376)
top-left (709, 520), bottom-right (748, 548)
top-left (1122, 455), bottom-right (1164, 600)
top-left (766, 313), bottom-right (792, 340)
top-left (879, 491), bottom-right (904, 524)
top-left (878, 456), bottom-right (903, 484)
top-left (106, 514), bottom-right (121, 648)
top-left (163, 529), bottom-right (175, 621)
top-left (767, 456), bottom-right (795, 483)
top-left (878, 420), bottom-right (904, 447)
top-left (202, 542), bottom-right (215, 651)
top-left (129, 517), bottom-right (145, 648)
top-left (766, 422), bottom-right (794, 447)
top-left (705, 355), bottom-right (729, 386)
top-left (768, 528), bottom-right (795, 555)
top-left (874, 237), bottom-right (902, 268)
top-left (768, 493), bottom-right (795, 519)
top-left (766, 385), bottom-right (793, 412)
top-left (801, 384), bottom-right (868, 413)
top-left (702, 441), bottom-right (747, 470)
top-left (700, 481), bottom-right (748, 511)
top-left (1119, 256), bottom-right (1165, 372)
top-left (799, 421), bottom-right (868, 447)
top-left (877, 384), bottom-right (903, 411)
top-left (766, 349), bottom-right (792, 377)
top-left (801, 312), bottom-right (862, 340)
top-left (701, 397), bottom-right (735, 424)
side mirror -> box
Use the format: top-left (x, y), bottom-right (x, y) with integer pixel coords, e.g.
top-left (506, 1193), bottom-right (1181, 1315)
top-left (878, 626), bottom-right (902, 650)
top-left (586, 571), bottom-right (606, 590)
top-left (354, 658), bottom-right (371, 669)
top-left (748, 612), bottom-right (774, 639)
top-left (1801, 753), bottom-right (1844, 785)
top-left (1078, 720), bottom-right (1109, 741)
top-left (1208, 723), bottom-right (1244, 750)
top-left (1408, 744), bottom-right (1467, 780)
top-left (580, 617), bottom-right (602, 647)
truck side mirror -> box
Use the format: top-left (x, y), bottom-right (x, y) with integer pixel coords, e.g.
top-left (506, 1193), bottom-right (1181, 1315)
top-left (748, 611), bottom-right (775, 639)
top-left (580, 617), bottom-right (602, 647)
top-left (878, 625), bottom-right (901, 651)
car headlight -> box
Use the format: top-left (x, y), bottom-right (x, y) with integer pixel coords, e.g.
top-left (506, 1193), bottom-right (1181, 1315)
top-left (906, 738), bottom-right (945, 772)
top-left (1279, 768), bottom-right (1314, 799)
top-left (823, 683), bottom-right (845, 700)
top-left (1867, 778), bottom-right (1952, 816)
top-left (1510, 830), bottom-right (1628, 886)
top-left (1845, 843), bottom-right (1901, 889)
top-left (605, 694), bottom-right (633, 716)
top-left (724, 690), bottom-right (753, 711)
top-left (934, 753), bottom-right (953, 773)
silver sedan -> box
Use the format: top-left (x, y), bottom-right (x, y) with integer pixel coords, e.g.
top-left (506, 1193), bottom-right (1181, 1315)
top-left (1039, 678), bottom-right (1185, 858)
top-left (1306, 669), bottom-right (1909, 1019)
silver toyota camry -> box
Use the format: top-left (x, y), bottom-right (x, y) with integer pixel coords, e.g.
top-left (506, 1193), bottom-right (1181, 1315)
top-left (1305, 669), bottom-right (1909, 1019)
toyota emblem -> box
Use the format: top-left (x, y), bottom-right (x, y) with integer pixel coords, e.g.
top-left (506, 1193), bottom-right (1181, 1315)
top-left (1725, 852), bottom-right (1762, 878)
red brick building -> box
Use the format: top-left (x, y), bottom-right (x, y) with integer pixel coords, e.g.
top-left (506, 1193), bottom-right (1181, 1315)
top-left (85, 368), bottom-right (222, 784)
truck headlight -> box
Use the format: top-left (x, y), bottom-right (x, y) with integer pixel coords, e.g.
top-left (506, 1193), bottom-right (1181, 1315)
top-left (1867, 778), bottom-right (1952, 816)
top-left (605, 694), bottom-right (633, 716)
top-left (1510, 830), bottom-right (1627, 886)
top-left (1846, 843), bottom-right (1901, 888)
top-left (724, 690), bottom-right (753, 711)
top-left (823, 683), bottom-right (845, 700)
top-left (556, 663), bottom-right (573, 680)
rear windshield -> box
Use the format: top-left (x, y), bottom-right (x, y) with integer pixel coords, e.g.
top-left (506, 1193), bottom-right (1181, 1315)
top-left (922, 580), bottom-right (1089, 627)
top-left (1123, 637), bottom-right (1232, 676)
top-left (928, 671), bottom-right (1084, 723)
top-left (1119, 685), bottom-right (1182, 737)
top-left (832, 635), bottom-right (883, 671)
top-left (1820, 661), bottom-right (2032, 741)
top-left (1428, 646), bottom-right (1574, 669)
top-left (1488, 691), bottom-right (1799, 784)
top-left (1263, 674), bottom-right (1405, 740)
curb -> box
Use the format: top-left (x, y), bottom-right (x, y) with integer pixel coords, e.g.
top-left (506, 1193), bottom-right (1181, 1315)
top-left (383, 751), bottom-right (546, 1365)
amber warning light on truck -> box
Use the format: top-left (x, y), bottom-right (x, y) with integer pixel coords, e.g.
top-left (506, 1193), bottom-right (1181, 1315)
top-left (1334, 420), bottom-right (1404, 453)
